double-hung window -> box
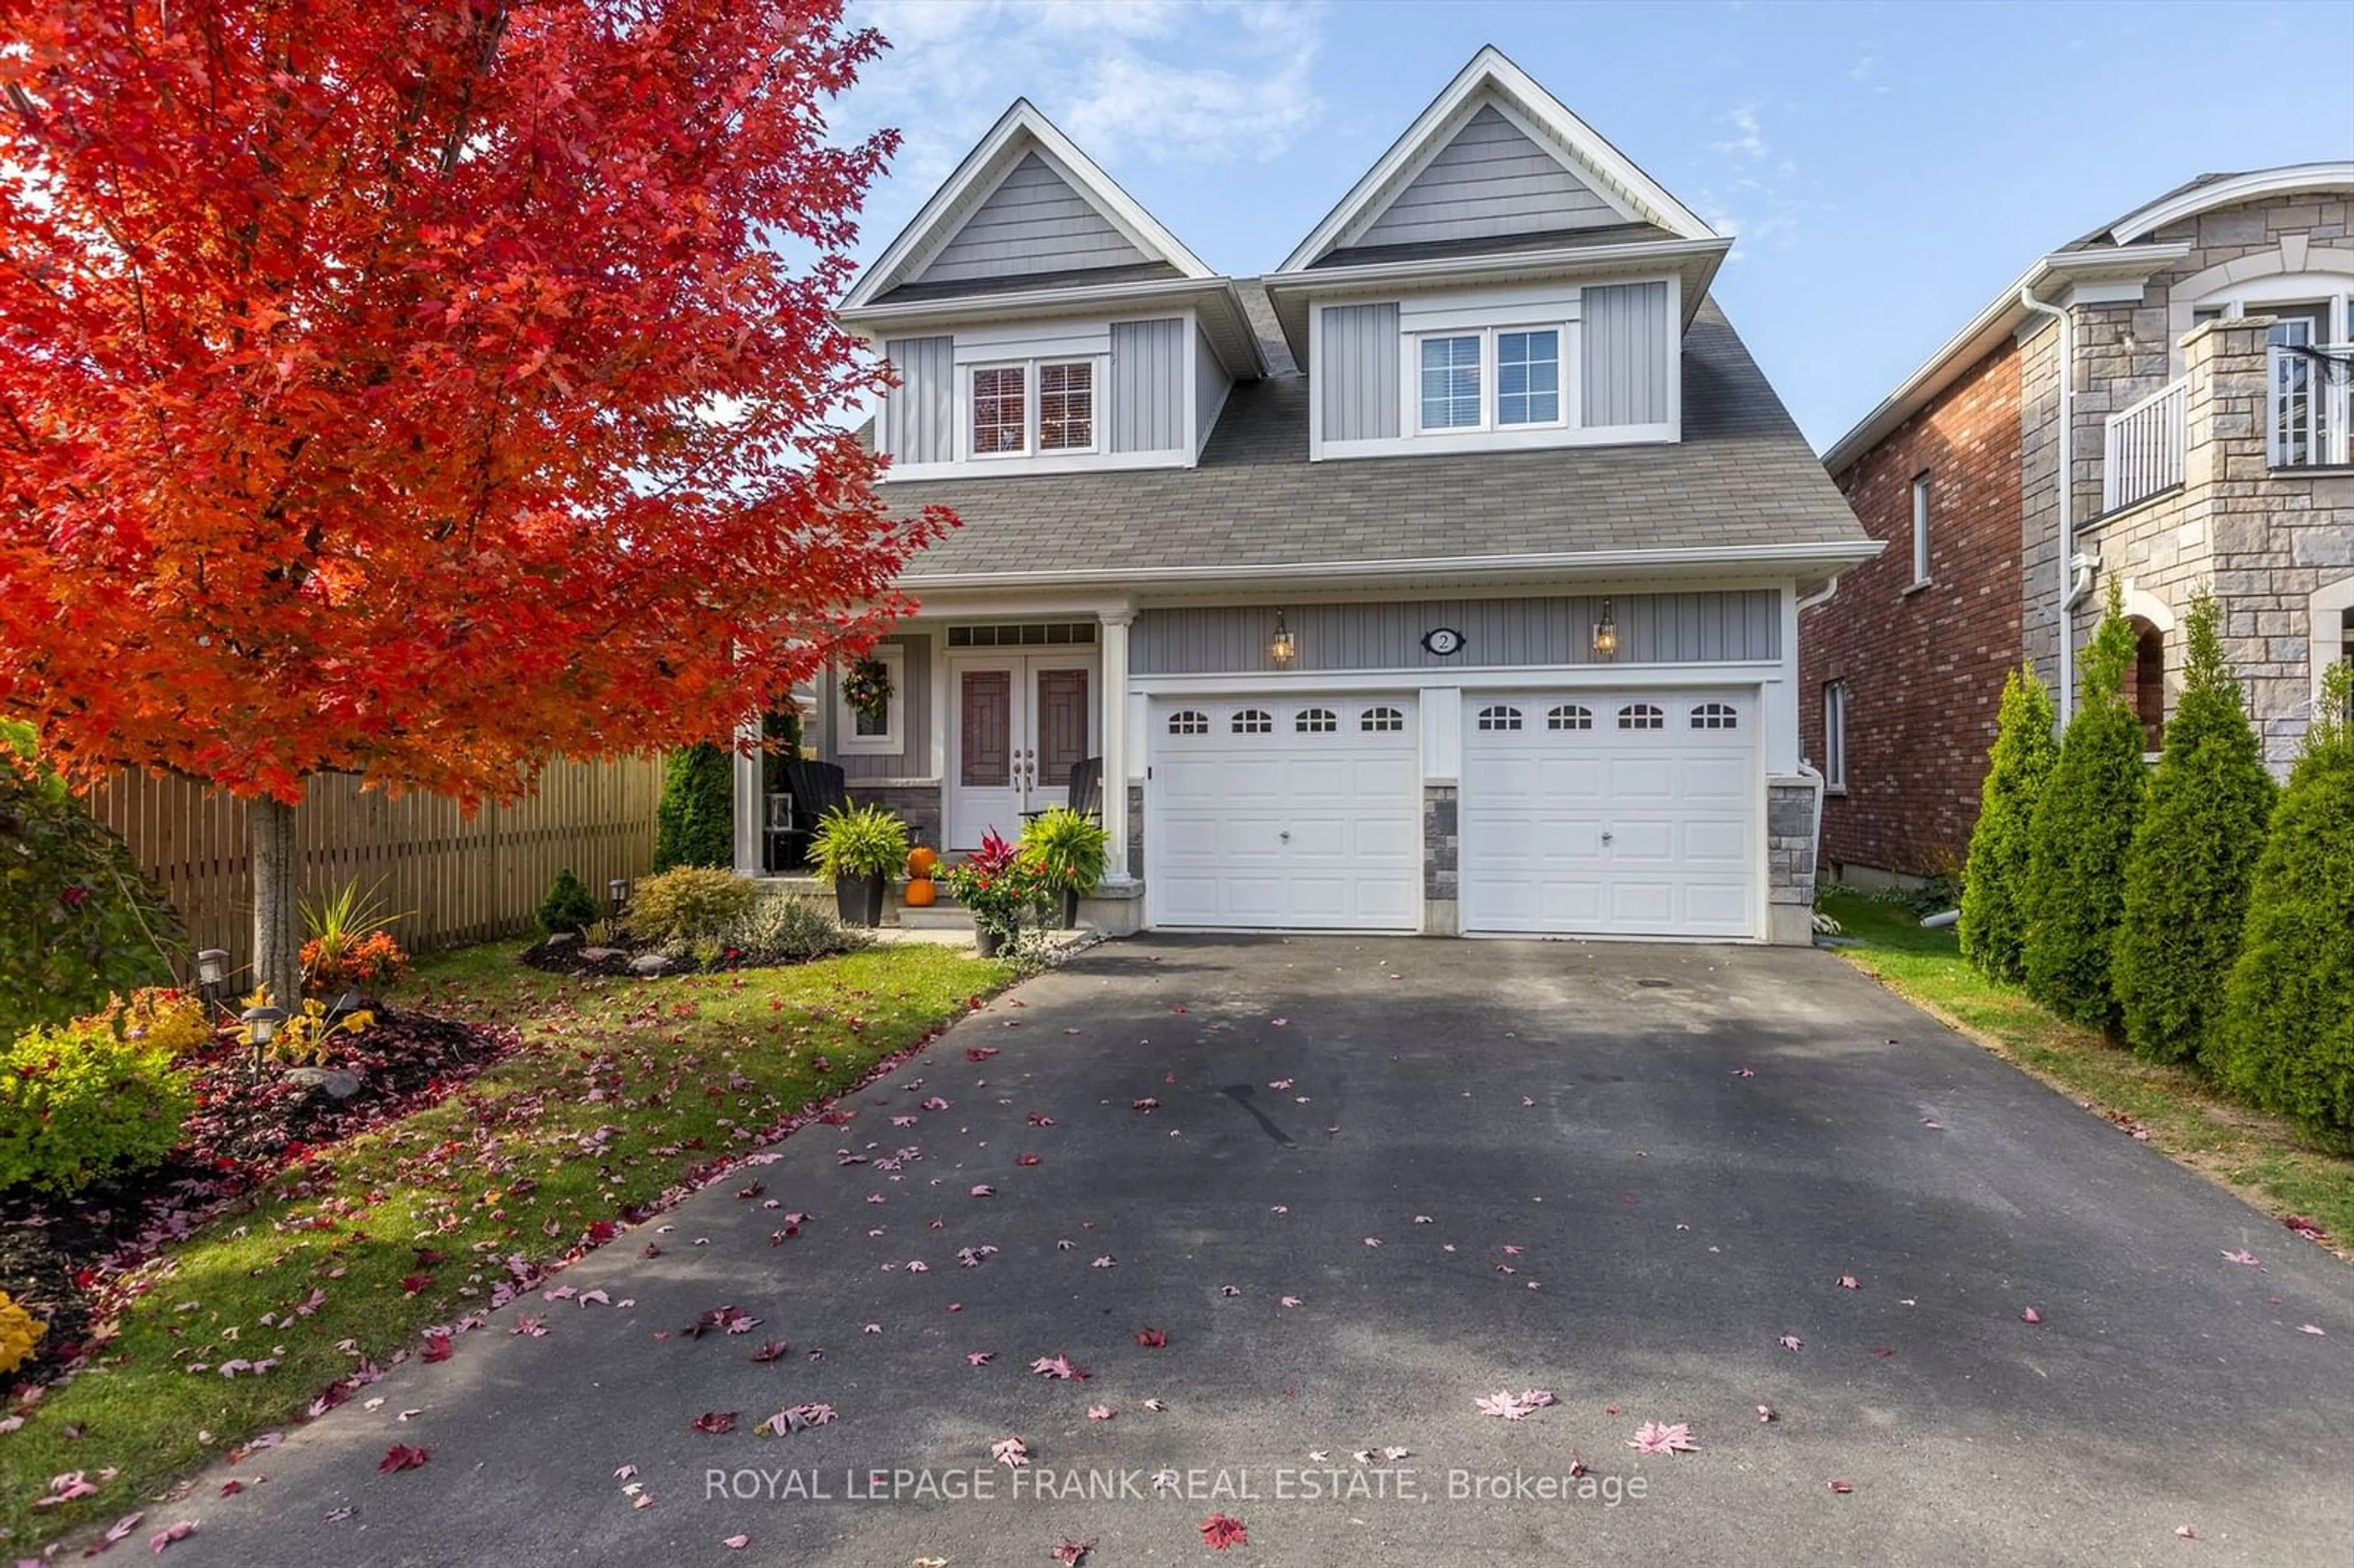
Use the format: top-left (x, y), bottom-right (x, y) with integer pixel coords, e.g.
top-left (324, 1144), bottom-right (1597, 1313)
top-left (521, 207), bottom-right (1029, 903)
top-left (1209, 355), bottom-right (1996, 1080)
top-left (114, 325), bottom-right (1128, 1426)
top-left (1821, 680), bottom-right (1848, 791)
top-left (1909, 474), bottom-right (1932, 587)
top-left (969, 359), bottom-right (1096, 459)
top-left (1416, 327), bottom-right (1564, 432)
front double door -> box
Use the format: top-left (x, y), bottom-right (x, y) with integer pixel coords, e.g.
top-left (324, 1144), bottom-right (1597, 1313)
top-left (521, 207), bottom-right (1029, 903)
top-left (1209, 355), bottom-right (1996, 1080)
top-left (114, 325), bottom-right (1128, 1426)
top-left (947, 655), bottom-right (1094, 851)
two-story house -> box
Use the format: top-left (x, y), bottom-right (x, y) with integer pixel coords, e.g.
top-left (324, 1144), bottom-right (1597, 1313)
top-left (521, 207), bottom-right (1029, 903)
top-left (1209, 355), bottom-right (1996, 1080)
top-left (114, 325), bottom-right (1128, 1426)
top-left (1804, 164), bottom-right (2354, 885)
top-left (733, 47), bottom-right (1876, 943)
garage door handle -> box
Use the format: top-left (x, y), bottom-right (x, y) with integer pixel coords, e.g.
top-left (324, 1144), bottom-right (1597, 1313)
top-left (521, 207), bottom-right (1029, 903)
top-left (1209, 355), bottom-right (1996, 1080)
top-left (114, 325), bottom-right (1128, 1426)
top-left (1601, 831), bottom-right (1613, 843)
top-left (1279, 830), bottom-right (1291, 842)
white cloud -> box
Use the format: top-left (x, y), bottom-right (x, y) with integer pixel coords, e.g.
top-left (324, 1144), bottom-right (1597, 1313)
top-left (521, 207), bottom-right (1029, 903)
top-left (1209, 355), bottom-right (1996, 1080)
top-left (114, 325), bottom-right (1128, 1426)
top-left (1710, 100), bottom-right (1767, 161)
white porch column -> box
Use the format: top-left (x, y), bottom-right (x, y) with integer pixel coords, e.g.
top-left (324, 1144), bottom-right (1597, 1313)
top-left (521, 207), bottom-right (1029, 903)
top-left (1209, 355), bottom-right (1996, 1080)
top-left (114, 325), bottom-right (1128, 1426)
top-left (1099, 610), bottom-right (1135, 885)
top-left (731, 715), bottom-right (763, 876)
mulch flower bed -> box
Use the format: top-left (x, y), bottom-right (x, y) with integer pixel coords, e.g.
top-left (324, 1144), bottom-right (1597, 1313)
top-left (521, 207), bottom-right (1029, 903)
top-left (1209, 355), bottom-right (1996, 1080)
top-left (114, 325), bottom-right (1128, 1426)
top-left (0, 1007), bottom-right (514, 1396)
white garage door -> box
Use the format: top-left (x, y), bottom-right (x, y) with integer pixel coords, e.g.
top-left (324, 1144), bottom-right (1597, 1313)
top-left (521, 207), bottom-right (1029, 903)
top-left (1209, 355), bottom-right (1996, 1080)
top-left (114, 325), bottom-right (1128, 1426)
top-left (1151, 696), bottom-right (1420, 930)
top-left (1461, 691), bottom-right (1758, 938)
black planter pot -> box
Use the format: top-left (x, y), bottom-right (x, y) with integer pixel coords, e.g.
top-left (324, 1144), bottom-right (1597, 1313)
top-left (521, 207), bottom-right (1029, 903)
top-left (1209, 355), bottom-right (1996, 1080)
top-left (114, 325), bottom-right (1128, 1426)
top-left (975, 923), bottom-right (1006, 958)
top-left (835, 871), bottom-right (886, 928)
top-left (1060, 887), bottom-right (1081, 929)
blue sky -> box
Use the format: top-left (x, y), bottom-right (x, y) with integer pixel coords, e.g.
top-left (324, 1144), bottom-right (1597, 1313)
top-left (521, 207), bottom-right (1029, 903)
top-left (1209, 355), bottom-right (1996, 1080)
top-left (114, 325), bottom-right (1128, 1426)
top-left (837, 0), bottom-right (2354, 450)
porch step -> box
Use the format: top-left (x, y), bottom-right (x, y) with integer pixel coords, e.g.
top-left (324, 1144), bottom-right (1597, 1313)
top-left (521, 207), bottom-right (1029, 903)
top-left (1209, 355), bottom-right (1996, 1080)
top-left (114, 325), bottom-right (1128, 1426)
top-left (895, 903), bottom-right (975, 931)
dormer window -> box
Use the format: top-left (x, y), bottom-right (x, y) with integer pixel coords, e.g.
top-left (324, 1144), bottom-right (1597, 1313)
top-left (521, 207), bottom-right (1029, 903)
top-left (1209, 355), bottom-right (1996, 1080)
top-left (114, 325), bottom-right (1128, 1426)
top-left (1496, 330), bottom-right (1560, 425)
top-left (1420, 336), bottom-right (1482, 429)
top-left (1414, 324), bottom-right (1569, 435)
top-left (968, 359), bottom-right (1098, 459)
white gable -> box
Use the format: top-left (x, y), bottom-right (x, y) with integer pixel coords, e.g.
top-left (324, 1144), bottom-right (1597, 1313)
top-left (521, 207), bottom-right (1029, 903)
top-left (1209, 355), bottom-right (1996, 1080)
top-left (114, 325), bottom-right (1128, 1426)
top-left (1355, 102), bottom-right (1624, 250)
top-left (918, 153), bottom-right (1150, 286)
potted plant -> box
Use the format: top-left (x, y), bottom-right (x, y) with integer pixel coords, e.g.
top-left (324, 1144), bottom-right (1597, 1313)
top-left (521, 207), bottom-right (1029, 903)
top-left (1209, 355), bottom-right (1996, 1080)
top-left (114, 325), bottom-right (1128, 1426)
top-left (942, 829), bottom-right (1040, 957)
top-left (808, 802), bottom-right (908, 928)
top-left (1019, 807), bottom-right (1109, 929)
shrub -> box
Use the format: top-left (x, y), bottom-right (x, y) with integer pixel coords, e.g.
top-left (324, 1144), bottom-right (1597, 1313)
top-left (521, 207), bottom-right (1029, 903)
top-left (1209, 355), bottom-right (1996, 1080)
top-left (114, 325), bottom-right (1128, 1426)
top-left (0, 1291), bottom-right (44, 1377)
top-left (2022, 586), bottom-right (2148, 1030)
top-left (0, 722), bottom-right (186, 1041)
top-left (2113, 592), bottom-right (2277, 1067)
top-left (0, 1007), bottom-right (196, 1194)
top-left (1959, 664), bottom-right (2058, 985)
top-left (297, 879), bottom-right (409, 993)
top-left (720, 892), bottom-right (866, 966)
top-left (627, 865), bottom-right (756, 949)
top-left (537, 868), bottom-right (603, 935)
top-left (654, 742), bottom-right (734, 870)
top-left (88, 987), bottom-right (214, 1060)
top-left (2217, 664), bottom-right (2354, 1140)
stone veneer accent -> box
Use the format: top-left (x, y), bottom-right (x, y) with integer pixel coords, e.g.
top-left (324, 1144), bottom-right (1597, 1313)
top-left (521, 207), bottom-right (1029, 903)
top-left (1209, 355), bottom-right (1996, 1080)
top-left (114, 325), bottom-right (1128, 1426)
top-left (1126, 783), bottom-right (1145, 882)
top-left (1422, 784), bottom-right (1458, 936)
top-left (1766, 779), bottom-right (1819, 945)
top-left (844, 783), bottom-right (942, 858)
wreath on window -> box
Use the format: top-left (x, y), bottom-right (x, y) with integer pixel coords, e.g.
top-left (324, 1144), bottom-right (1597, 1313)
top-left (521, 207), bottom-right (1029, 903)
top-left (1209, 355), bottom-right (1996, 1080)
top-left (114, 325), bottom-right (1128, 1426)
top-left (841, 656), bottom-right (894, 723)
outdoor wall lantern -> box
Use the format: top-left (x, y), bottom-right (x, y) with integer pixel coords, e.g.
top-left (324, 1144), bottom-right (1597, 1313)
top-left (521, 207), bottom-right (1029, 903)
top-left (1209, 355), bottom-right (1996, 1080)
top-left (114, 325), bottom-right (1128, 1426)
top-left (608, 876), bottom-right (631, 910)
top-left (1270, 611), bottom-right (1297, 667)
top-left (1591, 598), bottom-right (1620, 660)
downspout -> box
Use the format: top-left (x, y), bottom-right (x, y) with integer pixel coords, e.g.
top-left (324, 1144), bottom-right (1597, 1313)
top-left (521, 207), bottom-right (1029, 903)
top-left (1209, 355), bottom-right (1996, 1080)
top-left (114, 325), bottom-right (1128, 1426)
top-left (1792, 574), bottom-right (1843, 928)
top-left (2018, 286), bottom-right (2076, 727)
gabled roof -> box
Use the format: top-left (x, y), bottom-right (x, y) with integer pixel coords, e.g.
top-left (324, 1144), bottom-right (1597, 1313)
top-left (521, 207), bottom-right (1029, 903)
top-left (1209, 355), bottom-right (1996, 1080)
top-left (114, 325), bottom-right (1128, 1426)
top-left (1276, 45), bottom-right (1715, 275)
top-left (841, 100), bottom-right (1215, 312)
top-left (876, 289), bottom-right (1872, 592)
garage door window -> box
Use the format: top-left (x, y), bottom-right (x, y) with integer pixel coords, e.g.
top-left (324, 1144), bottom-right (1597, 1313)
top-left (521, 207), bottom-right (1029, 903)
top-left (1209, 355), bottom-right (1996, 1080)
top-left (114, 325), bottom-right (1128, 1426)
top-left (1476, 704), bottom-right (1524, 731)
top-left (1689, 702), bottom-right (1739, 730)
top-left (1295, 707), bottom-right (1338, 734)
top-left (1360, 706), bottom-right (1406, 733)
top-left (1618, 702), bottom-right (1665, 730)
top-left (1232, 708), bottom-right (1273, 734)
top-left (1168, 709), bottom-right (1209, 736)
top-left (1547, 703), bottom-right (1593, 731)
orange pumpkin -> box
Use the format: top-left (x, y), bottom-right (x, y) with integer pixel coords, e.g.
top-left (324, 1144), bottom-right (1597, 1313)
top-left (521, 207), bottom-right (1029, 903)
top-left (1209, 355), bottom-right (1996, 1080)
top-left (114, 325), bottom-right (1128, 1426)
top-left (906, 845), bottom-right (939, 878)
top-left (902, 876), bottom-right (937, 908)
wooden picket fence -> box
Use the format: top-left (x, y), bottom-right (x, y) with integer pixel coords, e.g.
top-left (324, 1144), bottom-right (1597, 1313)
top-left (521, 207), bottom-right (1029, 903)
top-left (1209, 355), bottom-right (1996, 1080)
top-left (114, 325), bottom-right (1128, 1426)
top-left (87, 757), bottom-right (662, 981)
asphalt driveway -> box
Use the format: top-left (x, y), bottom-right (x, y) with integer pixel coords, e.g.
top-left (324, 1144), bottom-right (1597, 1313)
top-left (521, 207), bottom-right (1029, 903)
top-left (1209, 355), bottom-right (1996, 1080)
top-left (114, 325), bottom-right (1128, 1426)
top-left (158, 937), bottom-right (2351, 1566)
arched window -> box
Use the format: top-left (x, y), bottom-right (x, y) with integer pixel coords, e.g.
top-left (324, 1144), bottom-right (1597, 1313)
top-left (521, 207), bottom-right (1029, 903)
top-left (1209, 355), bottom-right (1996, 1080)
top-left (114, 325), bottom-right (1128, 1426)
top-left (1617, 702), bottom-right (1664, 731)
top-left (2127, 618), bottom-right (2166, 751)
top-left (1360, 706), bottom-right (1406, 733)
top-left (1476, 704), bottom-right (1523, 732)
top-left (1295, 707), bottom-right (1338, 734)
top-left (1231, 708), bottom-right (1273, 735)
top-left (1690, 702), bottom-right (1739, 730)
top-left (1167, 709), bottom-right (1209, 736)
top-left (1547, 704), bottom-right (1593, 731)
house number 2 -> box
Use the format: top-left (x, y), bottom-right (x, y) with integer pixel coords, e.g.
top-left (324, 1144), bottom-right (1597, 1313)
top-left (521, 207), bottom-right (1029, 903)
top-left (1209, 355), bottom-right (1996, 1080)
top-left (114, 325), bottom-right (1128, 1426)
top-left (1421, 627), bottom-right (1466, 656)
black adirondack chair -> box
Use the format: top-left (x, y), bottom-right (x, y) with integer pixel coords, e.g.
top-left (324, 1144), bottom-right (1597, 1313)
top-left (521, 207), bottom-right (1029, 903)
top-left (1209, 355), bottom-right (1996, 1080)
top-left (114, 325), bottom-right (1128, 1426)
top-left (1023, 755), bottom-right (1103, 825)
top-left (771, 759), bottom-right (849, 871)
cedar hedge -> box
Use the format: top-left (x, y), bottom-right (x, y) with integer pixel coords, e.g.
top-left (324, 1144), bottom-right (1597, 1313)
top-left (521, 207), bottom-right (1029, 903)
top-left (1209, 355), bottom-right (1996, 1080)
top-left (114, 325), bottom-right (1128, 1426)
top-left (1959, 663), bottom-right (2057, 986)
top-left (654, 741), bottom-right (734, 871)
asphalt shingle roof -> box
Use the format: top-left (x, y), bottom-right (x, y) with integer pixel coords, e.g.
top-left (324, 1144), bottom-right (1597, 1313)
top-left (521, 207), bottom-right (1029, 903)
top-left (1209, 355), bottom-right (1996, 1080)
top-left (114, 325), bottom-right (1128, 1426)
top-left (884, 287), bottom-right (1866, 580)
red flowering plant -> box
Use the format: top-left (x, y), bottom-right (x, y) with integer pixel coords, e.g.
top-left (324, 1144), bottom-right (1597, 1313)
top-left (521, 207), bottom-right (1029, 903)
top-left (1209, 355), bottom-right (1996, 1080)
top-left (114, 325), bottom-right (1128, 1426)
top-left (940, 829), bottom-right (1046, 945)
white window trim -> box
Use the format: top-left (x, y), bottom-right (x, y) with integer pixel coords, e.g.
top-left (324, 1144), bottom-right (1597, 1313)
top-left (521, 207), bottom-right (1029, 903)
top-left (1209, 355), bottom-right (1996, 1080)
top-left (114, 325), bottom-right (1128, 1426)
top-left (1409, 323), bottom-right (1571, 436)
top-left (1821, 680), bottom-right (1848, 793)
top-left (836, 644), bottom-right (907, 756)
top-left (962, 356), bottom-right (1104, 463)
top-left (1909, 473), bottom-right (1932, 589)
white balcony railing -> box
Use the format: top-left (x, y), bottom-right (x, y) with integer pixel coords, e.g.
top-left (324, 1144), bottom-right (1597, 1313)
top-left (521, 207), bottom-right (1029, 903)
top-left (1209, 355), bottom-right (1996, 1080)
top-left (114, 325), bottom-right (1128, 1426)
top-left (2269, 341), bottom-right (2353, 469)
top-left (2102, 376), bottom-right (2187, 512)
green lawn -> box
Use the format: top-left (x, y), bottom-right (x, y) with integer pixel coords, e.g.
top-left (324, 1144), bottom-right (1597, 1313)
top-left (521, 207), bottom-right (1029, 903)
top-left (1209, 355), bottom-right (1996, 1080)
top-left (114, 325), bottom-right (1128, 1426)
top-left (1821, 890), bottom-right (2354, 1257)
top-left (1, 941), bottom-right (1009, 1553)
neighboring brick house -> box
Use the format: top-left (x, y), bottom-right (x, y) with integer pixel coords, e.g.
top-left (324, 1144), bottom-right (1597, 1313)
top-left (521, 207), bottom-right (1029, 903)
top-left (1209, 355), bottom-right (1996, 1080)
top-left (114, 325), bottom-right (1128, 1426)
top-left (1804, 164), bottom-right (2354, 883)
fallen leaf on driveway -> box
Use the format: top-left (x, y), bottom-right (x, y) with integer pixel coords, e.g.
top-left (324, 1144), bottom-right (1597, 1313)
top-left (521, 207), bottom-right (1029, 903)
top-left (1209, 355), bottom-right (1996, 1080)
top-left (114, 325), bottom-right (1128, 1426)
top-left (1015, 1154), bottom-right (1040, 1167)
top-left (1199, 1513), bottom-right (1247, 1550)
top-left (970, 1185), bottom-right (995, 1198)
top-left (1829, 1479), bottom-right (1855, 1494)
top-left (2221, 1249), bottom-right (2260, 1267)
top-left (1279, 1296), bottom-right (1302, 1308)
top-left (148, 1520), bottom-right (199, 1552)
top-left (1030, 1353), bottom-right (1090, 1381)
top-left (693, 1412), bottom-right (738, 1435)
top-left (2298, 1324), bottom-right (2326, 1336)
top-left (2174, 1524), bottom-right (2197, 1539)
top-left (1086, 1405), bottom-right (1115, 1421)
top-left (1091, 1256), bottom-right (1116, 1269)
top-left (1731, 1067), bottom-right (1755, 1078)
top-left (378, 1445), bottom-right (429, 1473)
top-left (1837, 1276), bottom-right (1861, 1290)
top-left (993, 1436), bottom-right (1030, 1468)
top-left (1629, 1421), bottom-right (1696, 1455)
top-left (751, 1341), bottom-right (790, 1364)
top-left (1132, 1098), bottom-right (1159, 1113)
top-left (1053, 1538), bottom-right (1094, 1566)
top-left (1757, 1404), bottom-right (1777, 1423)
top-left (2021, 1307), bottom-right (2043, 1324)
top-left (722, 1535), bottom-right (749, 1550)
top-left (1476, 1391), bottom-right (1535, 1420)
top-left (1777, 1335), bottom-right (1803, 1352)
top-left (1135, 1328), bottom-right (1168, 1349)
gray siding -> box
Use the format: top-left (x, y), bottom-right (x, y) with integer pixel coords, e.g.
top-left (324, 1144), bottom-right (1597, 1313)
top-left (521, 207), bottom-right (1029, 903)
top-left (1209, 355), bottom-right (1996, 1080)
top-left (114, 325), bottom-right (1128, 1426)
top-left (1358, 104), bottom-right (1618, 249)
top-left (1194, 324), bottom-right (1229, 449)
top-left (827, 635), bottom-right (932, 781)
top-left (1109, 318), bottom-right (1186, 454)
top-left (882, 336), bottom-right (953, 465)
top-left (1583, 281), bottom-right (1672, 427)
top-left (1132, 592), bottom-right (1778, 675)
top-left (1320, 302), bottom-right (1401, 442)
top-left (919, 153), bottom-right (1145, 286)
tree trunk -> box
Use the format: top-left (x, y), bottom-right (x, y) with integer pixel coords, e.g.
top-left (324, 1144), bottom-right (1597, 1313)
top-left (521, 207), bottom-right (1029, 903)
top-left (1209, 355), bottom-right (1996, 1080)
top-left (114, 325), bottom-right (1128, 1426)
top-left (251, 793), bottom-right (303, 1006)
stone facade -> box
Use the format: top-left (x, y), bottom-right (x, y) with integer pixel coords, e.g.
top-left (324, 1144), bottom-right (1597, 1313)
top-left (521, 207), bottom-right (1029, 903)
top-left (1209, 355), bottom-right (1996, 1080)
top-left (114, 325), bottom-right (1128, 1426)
top-left (1126, 783), bottom-right (1145, 882)
top-left (1420, 784), bottom-right (1458, 936)
top-left (1766, 779), bottom-right (1820, 945)
top-left (1805, 340), bottom-right (2023, 878)
top-left (843, 783), bottom-right (943, 858)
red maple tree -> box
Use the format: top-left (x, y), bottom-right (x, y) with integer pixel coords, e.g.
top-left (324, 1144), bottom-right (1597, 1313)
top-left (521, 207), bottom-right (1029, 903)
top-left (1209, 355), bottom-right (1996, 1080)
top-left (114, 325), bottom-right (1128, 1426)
top-left (0, 0), bottom-right (949, 997)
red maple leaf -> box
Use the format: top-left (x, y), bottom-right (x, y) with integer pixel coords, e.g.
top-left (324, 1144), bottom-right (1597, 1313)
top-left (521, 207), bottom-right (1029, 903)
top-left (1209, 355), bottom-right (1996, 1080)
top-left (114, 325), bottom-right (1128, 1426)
top-left (378, 1445), bottom-right (429, 1474)
top-left (1135, 1327), bottom-right (1168, 1349)
top-left (1199, 1513), bottom-right (1247, 1550)
top-left (693, 1412), bottom-right (738, 1435)
top-left (1015, 1154), bottom-right (1041, 1167)
top-left (1052, 1539), bottom-right (1094, 1566)
top-left (420, 1334), bottom-right (452, 1364)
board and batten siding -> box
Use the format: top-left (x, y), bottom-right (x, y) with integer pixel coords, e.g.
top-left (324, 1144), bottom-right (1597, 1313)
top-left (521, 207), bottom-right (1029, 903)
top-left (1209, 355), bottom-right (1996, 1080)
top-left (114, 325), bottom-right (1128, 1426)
top-left (918, 153), bottom-right (1145, 286)
top-left (826, 634), bottom-right (932, 780)
top-left (881, 335), bottom-right (953, 465)
top-left (1132, 592), bottom-right (1780, 676)
top-left (1109, 318), bottom-right (1186, 454)
top-left (1320, 302), bottom-right (1401, 441)
top-left (1355, 104), bottom-right (1618, 249)
top-left (1582, 281), bottom-right (1672, 428)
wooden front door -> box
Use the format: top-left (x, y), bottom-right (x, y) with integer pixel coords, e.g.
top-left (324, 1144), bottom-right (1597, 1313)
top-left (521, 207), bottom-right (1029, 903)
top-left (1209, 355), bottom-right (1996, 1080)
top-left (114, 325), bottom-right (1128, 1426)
top-left (947, 656), bottom-right (1094, 850)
